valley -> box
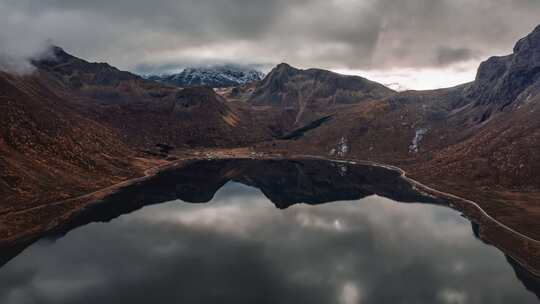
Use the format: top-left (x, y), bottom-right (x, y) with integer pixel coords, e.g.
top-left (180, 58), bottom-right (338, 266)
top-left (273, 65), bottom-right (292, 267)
top-left (1, 22), bottom-right (540, 282)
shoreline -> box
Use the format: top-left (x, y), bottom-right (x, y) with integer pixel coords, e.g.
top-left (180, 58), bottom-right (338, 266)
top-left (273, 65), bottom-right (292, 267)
top-left (1, 153), bottom-right (539, 277)
top-left (300, 155), bottom-right (540, 244)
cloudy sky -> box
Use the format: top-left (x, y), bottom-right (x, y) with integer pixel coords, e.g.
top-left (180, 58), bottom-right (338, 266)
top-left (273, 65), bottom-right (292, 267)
top-left (1, 0), bottom-right (540, 89)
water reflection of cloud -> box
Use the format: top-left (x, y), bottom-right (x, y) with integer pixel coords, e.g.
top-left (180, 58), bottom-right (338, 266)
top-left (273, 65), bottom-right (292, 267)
top-left (438, 288), bottom-right (467, 304)
top-left (124, 183), bottom-right (275, 238)
top-left (340, 281), bottom-right (363, 304)
top-left (295, 212), bottom-right (347, 232)
top-left (0, 182), bottom-right (536, 304)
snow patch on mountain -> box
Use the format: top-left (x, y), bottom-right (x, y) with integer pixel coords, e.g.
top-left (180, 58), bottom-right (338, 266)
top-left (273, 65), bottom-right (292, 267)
top-left (409, 128), bottom-right (428, 153)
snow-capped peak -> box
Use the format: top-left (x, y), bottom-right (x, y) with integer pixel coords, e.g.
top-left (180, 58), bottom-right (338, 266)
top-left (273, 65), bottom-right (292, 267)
top-left (147, 65), bottom-right (265, 88)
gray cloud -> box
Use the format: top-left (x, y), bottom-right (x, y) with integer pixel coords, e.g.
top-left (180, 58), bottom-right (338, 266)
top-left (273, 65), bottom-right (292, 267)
top-left (0, 0), bottom-right (539, 75)
top-left (0, 1), bottom-right (52, 74)
top-left (134, 60), bottom-right (273, 76)
top-left (436, 47), bottom-right (476, 66)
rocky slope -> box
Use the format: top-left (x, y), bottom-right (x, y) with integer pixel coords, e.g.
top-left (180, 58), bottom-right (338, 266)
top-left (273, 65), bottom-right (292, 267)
top-left (465, 24), bottom-right (540, 109)
top-left (413, 24), bottom-right (540, 190)
top-left (147, 65), bottom-right (264, 88)
top-left (0, 71), bottom-right (142, 212)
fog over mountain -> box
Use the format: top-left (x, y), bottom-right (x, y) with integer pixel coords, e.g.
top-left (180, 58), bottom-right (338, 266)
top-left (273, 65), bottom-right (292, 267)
top-left (1, 0), bottom-right (540, 88)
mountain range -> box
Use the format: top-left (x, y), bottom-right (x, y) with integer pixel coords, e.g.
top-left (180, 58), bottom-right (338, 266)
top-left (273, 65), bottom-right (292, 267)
top-left (1, 24), bottom-right (540, 254)
top-left (146, 65), bottom-right (265, 88)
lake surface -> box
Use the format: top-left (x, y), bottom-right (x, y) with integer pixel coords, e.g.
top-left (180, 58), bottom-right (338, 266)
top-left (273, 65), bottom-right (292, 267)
top-left (0, 159), bottom-right (538, 303)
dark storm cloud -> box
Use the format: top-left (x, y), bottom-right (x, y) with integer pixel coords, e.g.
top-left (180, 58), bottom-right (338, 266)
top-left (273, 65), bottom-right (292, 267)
top-left (1, 0), bottom-right (540, 74)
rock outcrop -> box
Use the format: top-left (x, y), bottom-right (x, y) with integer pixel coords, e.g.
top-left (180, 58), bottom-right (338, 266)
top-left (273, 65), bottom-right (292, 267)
top-left (465, 24), bottom-right (540, 109)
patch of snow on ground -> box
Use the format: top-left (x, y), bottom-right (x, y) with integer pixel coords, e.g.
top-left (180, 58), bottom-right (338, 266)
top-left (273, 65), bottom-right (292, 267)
top-left (337, 137), bottom-right (349, 157)
top-left (409, 128), bottom-right (428, 153)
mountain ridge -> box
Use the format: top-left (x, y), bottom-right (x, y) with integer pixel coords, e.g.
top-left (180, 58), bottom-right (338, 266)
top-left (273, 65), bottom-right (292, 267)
top-left (147, 65), bottom-right (264, 88)
top-left (246, 62), bottom-right (395, 125)
top-left (249, 62), bottom-right (395, 107)
top-left (465, 24), bottom-right (540, 109)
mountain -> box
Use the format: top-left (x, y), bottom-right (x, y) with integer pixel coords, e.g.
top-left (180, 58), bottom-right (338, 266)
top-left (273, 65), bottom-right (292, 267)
top-left (465, 24), bottom-right (540, 109)
top-left (32, 46), bottom-right (160, 105)
top-left (247, 63), bottom-right (395, 125)
top-left (147, 65), bottom-right (265, 88)
top-left (250, 63), bottom-right (395, 107)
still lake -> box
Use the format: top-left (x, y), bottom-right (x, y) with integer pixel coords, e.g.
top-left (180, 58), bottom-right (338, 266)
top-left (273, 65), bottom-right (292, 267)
top-left (0, 159), bottom-right (538, 303)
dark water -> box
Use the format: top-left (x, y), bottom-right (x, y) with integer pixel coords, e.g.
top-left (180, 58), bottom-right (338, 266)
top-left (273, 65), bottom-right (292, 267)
top-left (0, 159), bottom-right (538, 304)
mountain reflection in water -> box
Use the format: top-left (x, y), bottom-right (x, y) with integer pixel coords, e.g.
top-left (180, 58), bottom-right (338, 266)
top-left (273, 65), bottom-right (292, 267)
top-left (0, 159), bottom-right (538, 304)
